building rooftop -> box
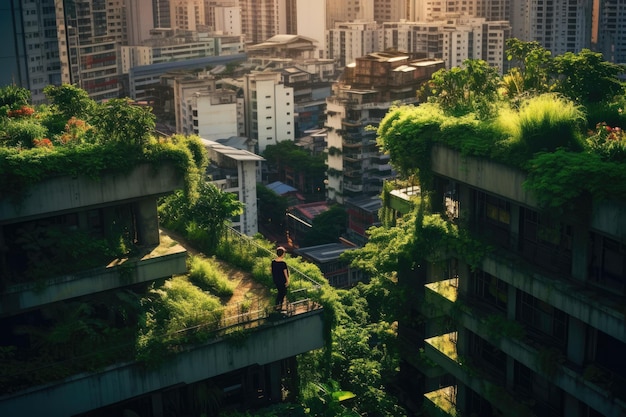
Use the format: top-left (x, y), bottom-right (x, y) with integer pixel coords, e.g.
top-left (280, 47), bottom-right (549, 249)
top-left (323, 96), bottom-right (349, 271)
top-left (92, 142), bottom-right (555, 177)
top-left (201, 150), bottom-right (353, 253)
top-left (345, 194), bottom-right (383, 214)
top-left (291, 201), bottom-right (330, 220)
top-left (201, 138), bottom-right (265, 162)
top-left (267, 181), bottom-right (298, 195)
top-left (295, 242), bottom-right (355, 264)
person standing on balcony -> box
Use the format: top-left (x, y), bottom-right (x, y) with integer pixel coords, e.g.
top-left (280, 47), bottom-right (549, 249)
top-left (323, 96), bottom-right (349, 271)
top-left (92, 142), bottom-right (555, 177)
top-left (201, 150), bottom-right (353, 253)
top-left (271, 246), bottom-right (290, 311)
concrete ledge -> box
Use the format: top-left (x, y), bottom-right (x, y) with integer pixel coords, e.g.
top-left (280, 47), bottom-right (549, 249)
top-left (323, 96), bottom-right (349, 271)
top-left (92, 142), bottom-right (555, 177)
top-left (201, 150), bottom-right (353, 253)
top-left (0, 163), bottom-right (183, 223)
top-left (0, 309), bottom-right (326, 417)
top-left (0, 243), bottom-right (187, 315)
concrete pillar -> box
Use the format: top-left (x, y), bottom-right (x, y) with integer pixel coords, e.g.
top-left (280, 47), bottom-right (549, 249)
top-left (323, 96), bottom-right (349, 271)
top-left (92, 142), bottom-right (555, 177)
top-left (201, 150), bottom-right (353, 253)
top-left (563, 392), bottom-right (582, 417)
top-left (151, 391), bottom-right (164, 417)
top-left (266, 361), bottom-right (282, 403)
top-left (567, 317), bottom-right (586, 366)
top-left (570, 223), bottom-right (589, 282)
top-left (509, 205), bottom-right (520, 249)
top-left (134, 197), bottom-right (160, 246)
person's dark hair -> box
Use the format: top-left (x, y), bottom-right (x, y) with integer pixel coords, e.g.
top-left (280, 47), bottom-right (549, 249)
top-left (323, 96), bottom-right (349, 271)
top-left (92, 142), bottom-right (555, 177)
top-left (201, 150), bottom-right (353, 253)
top-left (276, 246), bottom-right (285, 256)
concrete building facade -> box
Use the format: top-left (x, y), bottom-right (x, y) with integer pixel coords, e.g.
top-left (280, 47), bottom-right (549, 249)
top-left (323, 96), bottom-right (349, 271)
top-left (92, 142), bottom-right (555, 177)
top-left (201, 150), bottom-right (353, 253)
top-left (202, 139), bottom-right (264, 236)
top-left (396, 144), bottom-right (626, 416)
top-left (325, 51), bottom-right (444, 204)
top-left (243, 71), bottom-right (295, 154)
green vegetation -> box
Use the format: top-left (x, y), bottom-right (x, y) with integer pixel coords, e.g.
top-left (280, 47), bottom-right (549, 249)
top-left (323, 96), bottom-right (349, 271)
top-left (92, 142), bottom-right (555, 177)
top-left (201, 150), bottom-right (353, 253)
top-left (136, 276), bottom-right (224, 366)
top-left (380, 43), bottom-right (626, 210)
top-left (187, 255), bottom-right (235, 297)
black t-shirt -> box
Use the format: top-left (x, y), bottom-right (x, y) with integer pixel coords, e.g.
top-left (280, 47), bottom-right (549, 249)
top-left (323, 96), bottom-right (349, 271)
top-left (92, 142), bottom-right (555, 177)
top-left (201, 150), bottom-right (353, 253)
top-left (271, 259), bottom-right (288, 286)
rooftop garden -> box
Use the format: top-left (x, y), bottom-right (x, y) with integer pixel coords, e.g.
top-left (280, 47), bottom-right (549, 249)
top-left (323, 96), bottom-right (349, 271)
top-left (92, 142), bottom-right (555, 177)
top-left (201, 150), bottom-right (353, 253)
top-left (0, 84), bottom-right (206, 201)
top-left (376, 40), bottom-right (626, 211)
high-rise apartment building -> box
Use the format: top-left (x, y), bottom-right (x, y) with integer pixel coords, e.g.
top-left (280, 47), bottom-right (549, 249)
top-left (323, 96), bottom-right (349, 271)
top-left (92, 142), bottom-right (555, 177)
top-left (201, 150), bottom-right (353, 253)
top-left (243, 71), bottom-right (295, 154)
top-left (56, 0), bottom-right (127, 101)
top-left (0, 0), bottom-right (61, 104)
top-left (394, 142), bottom-right (626, 417)
top-left (509, 0), bottom-right (592, 56)
top-left (327, 20), bottom-right (381, 67)
top-left (325, 51), bottom-right (443, 204)
top-left (170, 0), bottom-right (206, 31)
top-left (594, 0), bottom-right (626, 64)
top-left (239, 0), bottom-right (287, 45)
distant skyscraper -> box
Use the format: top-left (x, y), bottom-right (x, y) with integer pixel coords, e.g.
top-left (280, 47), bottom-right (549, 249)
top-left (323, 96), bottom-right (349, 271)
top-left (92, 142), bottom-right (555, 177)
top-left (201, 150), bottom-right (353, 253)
top-left (56, 0), bottom-right (126, 101)
top-left (153, 0), bottom-right (171, 28)
top-left (170, 0), bottom-right (206, 31)
top-left (595, 0), bottom-right (626, 64)
top-left (296, 0), bottom-right (327, 58)
top-left (127, 0), bottom-right (155, 45)
top-left (0, 0), bottom-right (61, 103)
top-left (509, 0), bottom-right (592, 56)
top-left (239, 0), bottom-right (287, 45)
top-left (243, 71), bottom-right (294, 153)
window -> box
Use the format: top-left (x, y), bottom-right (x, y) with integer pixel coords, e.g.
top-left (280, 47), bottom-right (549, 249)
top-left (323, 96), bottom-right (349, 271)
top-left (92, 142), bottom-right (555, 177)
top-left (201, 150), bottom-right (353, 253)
top-left (517, 291), bottom-right (567, 345)
top-left (471, 269), bottom-right (507, 311)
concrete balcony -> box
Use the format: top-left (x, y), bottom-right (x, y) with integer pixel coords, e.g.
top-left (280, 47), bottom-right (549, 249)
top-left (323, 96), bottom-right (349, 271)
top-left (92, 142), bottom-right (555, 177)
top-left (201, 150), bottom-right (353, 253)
top-left (0, 306), bottom-right (326, 417)
top-left (430, 144), bottom-right (626, 239)
top-left (482, 254), bottom-right (626, 344)
top-left (423, 278), bottom-right (458, 318)
top-left (0, 232), bottom-right (187, 316)
top-left (0, 163), bottom-right (182, 222)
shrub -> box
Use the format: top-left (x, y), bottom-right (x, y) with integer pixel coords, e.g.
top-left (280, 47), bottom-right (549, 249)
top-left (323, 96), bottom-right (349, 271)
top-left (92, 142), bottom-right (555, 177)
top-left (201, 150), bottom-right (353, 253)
top-left (188, 255), bottom-right (235, 298)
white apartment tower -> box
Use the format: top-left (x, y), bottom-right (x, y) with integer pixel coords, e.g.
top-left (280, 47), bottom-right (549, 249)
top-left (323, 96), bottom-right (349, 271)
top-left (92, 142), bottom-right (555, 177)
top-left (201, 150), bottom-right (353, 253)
top-left (170, 0), bottom-right (206, 31)
top-left (243, 71), bottom-right (295, 154)
top-left (381, 17), bottom-right (510, 73)
top-left (202, 139), bottom-right (264, 236)
top-left (509, 0), bottom-right (592, 56)
top-left (327, 21), bottom-right (381, 67)
top-left (214, 5), bottom-right (242, 35)
top-left (239, 0), bottom-right (287, 45)
top-left (296, 0), bottom-right (327, 58)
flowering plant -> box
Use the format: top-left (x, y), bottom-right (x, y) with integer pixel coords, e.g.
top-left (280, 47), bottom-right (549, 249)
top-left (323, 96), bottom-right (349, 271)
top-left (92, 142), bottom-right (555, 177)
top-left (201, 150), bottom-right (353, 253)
top-left (7, 105), bottom-right (35, 118)
top-left (586, 121), bottom-right (626, 162)
top-left (32, 138), bottom-right (53, 148)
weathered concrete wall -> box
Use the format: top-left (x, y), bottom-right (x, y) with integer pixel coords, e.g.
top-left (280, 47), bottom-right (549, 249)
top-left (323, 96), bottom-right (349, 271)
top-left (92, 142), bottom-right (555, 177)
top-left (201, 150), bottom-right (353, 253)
top-left (482, 255), bottom-right (625, 344)
top-left (0, 163), bottom-right (182, 223)
top-left (431, 145), bottom-right (537, 207)
top-left (0, 245), bottom-right (187, 316)
top-left (0, 310), bottom-right (326, 417)
top-left (432, 145), bottom-right (626, 241)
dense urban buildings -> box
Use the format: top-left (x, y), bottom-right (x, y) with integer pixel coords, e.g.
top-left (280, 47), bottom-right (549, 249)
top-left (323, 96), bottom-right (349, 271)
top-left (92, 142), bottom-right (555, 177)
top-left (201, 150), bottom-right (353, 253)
top-left (325, 51), bottom-right (443, 203)
top-left (390, 143), bottom-right (626, 417)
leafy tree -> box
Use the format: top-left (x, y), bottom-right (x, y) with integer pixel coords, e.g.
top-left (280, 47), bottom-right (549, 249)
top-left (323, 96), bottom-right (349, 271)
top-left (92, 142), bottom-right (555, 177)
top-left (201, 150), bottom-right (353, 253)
top-left (505, 39), bottom-right (553, 97)
top-left (421, 59), bottom-right (501, 118)
top-left (89, 98), bottom-right (156, 147)
top-left (159, 181), bottom-right (243, 253)
top-left (257, 183), bottom-right (289, 227)
top-left (301, 205), bottom-right (348, 246)
top-left (551, 49), bottom-right (625, 105)
top-left (0, 85), bottom-right (31, 113)
top-left (43, 84), bottom-right (95, 120)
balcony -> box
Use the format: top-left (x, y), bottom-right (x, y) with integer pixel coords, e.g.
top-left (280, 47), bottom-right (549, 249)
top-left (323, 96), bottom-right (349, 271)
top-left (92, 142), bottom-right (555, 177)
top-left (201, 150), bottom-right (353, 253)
top-left (0, 303), bottom-right (325, 417)
top-left (424, 278), bottom-right (458, 318)
top-left (0, 231), bottom-right (187, 316)
top-left (424, 386), bottom-right (458, 417)
top-left (0, 163), bottom-right (182, 222)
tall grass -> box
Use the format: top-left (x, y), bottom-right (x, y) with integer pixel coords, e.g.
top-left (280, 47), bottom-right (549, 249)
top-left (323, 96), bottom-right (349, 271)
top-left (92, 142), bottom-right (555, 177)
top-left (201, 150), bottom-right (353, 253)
top-left (188, 255), bottom-right (235, 298)
top-left (495, 94), bottom-right (585, 163)
top-left (137, 276), bottom-right (224, 365)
